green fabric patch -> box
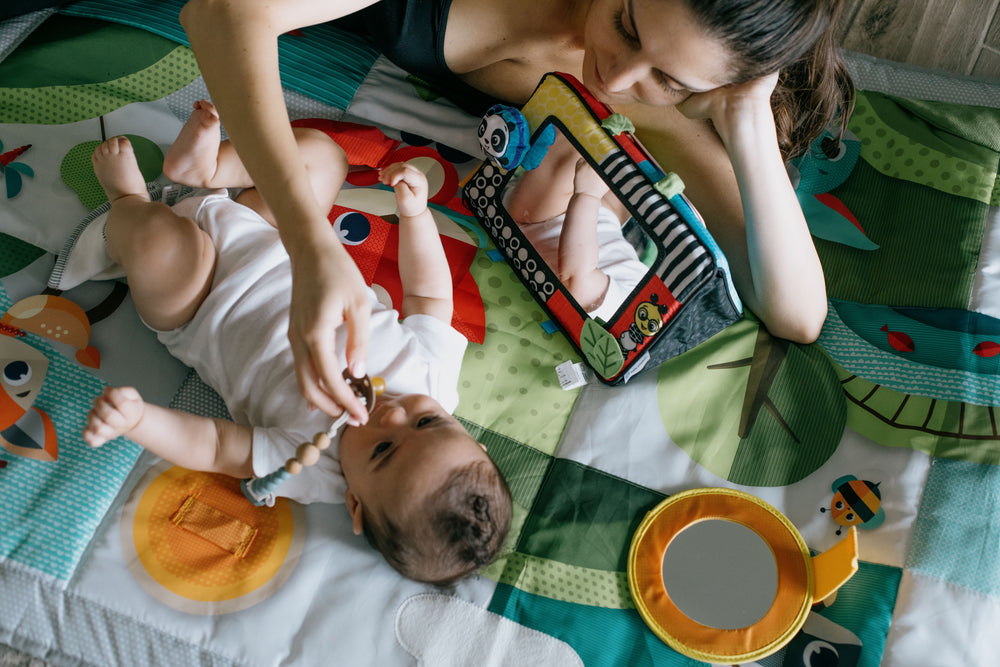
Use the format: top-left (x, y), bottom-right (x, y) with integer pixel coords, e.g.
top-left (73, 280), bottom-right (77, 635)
top-left (656, 318), bottom-right (845, 487)
top-left (0, 233), bottom-right (44, 277)
top-left (834, 359), bottom-right (1000, 463)
top-left (892, 95), bottom-right (1000, 155)
top-left (456, 249), bottom-right (581, 454)
top-left (850, 91), bottom-right (1000, 207)
top-left (492, 551), bottom-right (633, 609)
top-left (60, 135), bottom-right (163, 209)
top-left (516, 458), bottom-right (664, 572)
top-left (816, 160), bottom-right (986, 309)
top-left (0, 46), bottom-right (199, 124)
top-left (0, 15), bottom-right (177, 88)
top-left (860, 92), bottom-right (999, 170)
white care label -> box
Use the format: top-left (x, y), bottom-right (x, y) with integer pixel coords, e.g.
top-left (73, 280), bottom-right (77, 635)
top-left (555, 360), bottom-right (588, 390)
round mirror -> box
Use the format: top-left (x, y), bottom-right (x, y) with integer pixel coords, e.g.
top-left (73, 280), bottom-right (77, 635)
top-left (661, 519), bottom-right (778, 630)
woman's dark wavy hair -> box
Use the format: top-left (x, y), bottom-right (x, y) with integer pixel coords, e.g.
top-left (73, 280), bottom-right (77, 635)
top-left (687, 0), bottom-right (855, 160)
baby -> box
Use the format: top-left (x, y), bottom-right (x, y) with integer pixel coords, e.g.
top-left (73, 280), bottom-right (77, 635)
top-left (505, 134), bottom-right (647, 323)
top-left (80, 101), bottom-right (511, 585)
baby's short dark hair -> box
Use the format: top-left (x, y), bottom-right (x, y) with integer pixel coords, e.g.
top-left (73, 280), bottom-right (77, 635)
top-left (362, 457), bottom-right (512, 585)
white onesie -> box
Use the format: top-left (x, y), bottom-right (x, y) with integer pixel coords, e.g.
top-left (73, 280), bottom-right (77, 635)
top-left (157, 193), bottom-right (468, 504)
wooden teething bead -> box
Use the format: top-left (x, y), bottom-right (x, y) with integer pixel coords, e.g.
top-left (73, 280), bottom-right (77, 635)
top-left (313, 432), bottom-right (332, 451)
top-left (296, 442), bottom-right (321, 467)
top-left (285, 440), bottom-right (322, 475)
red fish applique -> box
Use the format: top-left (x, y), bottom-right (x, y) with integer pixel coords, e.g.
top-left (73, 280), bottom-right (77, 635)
top-left (881, 325), bottom-right (914, 353)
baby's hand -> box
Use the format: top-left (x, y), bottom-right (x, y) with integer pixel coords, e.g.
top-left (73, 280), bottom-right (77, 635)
top-left (83, 386), bottom-right (145, 448)
top-left (573, 158), bottom-right (609, 198)
top-left (380, 162), bottom-right (429, 219)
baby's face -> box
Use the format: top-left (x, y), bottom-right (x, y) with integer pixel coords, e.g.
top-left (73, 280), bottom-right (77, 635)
top-left (339, 392), bottom-right (489, 526)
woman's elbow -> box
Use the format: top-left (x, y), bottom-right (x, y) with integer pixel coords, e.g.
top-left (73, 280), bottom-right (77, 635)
top-left (763, 299), bottom-right (828, 344)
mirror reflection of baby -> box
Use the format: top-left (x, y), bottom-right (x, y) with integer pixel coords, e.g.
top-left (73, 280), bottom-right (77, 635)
top-left (505, 136), bottom-right (647, 323)
top-left (79, 101), bottom-right (511, 585)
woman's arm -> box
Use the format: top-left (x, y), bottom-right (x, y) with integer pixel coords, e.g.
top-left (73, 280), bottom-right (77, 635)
top-left (180, 0), bottom-right (379, 424)
top-left (84, 386), bottom-right (254, 479)
top-left (621, 76), bottom-right (827, 343)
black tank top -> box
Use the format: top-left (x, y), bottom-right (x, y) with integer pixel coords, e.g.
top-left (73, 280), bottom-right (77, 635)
top-left (334, 0), bottom-right (506, 116)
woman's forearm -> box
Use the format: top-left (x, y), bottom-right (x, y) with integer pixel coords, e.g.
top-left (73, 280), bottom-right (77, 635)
top-left (712, 103), bottom-right (827, 342)
top-left (180, 1), bottom-right (366, 256)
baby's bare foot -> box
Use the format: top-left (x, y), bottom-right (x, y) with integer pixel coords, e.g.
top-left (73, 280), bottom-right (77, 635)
top-left (91, 137), bottom-right (150, 203)
top-left (162, 99), bottom-right (222, 186)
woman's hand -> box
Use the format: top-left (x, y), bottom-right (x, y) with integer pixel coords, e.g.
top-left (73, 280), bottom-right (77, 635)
top-left (288, 232), bottom-right (371, 425)
top-left (675, 72), bottom-right (779, 138)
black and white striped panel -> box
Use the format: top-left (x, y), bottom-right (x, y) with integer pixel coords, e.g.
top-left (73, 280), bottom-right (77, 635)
top-left (599, 151), bottom-right (714, 300)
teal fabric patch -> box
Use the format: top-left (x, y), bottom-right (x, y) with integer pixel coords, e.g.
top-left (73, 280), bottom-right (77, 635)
top-left (488, 562), bottom-right (900, 667)
top-left (818, 303), bottom-right (1000, 407)
top-left (488, 584), bottom-right (700, 667)
top-left (61, 0), bottom-right (379, 111)
top-left (814, 561), bottom-right (901, 667)
top-left (907, 457), bottom-right (1000, 597)
top-left (0, 287), bottom-right (142, 580)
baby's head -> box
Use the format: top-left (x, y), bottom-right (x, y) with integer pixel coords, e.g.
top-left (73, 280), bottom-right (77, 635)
top-left (339, 392), bottom-right (512, 585)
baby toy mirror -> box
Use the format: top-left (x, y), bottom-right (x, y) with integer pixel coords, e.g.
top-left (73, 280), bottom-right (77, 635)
top-left (661, 519), bottom-right (778, 630)
top-left (464, 73), bottom-right (742, 385)
top-left (500, 125), bottom-right (658, 324)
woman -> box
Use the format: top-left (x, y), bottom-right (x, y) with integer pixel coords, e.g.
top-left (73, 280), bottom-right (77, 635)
top-left (178, 0), bottom-right (853, 423)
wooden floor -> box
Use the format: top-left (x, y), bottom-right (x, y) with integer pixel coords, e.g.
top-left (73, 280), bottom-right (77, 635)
top-left (838, 0), bottom-right (1000, 78)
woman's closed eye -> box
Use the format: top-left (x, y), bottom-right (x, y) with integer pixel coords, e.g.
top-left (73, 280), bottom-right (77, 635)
top-left (613, 9), bottom-right (639, 47)
top-left (655, 73), bottom-right (687, 95)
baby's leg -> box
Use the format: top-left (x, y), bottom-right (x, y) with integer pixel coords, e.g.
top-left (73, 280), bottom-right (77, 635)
top-left (163, 100), bottom-right (349, 226)
top-left (162, 100), bottom-right (252, 188)
top-left (94, 137), bottom-right (216, 331)
top-left (234, 127), bottom-right (349, 226)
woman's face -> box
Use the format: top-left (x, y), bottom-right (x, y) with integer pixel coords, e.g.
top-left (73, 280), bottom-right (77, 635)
top-left (582, 0), bottom-right (736, 106)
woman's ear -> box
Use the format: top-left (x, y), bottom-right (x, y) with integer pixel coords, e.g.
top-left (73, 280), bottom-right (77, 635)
top-left (345, 488), bottom-right (364, 536)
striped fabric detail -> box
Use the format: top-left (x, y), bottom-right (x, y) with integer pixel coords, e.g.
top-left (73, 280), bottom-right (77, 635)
top-left (599, 151), bottom-right (712, 301)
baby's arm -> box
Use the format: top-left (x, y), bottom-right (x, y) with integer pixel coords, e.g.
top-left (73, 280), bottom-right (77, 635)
top-left (84, 386), bottom-right (253, 479)
top-left (558, 159), bottom-right (611, 312)
top-left (505, 132), bottom-right (578, 224)
top-left (379, 163), bottom-right (453, 323)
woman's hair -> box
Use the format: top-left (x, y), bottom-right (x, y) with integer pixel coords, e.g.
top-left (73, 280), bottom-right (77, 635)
top-left (686, 0), bottom-right (855, 160)
top-left (362, 458), bottom-right (512, 585)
